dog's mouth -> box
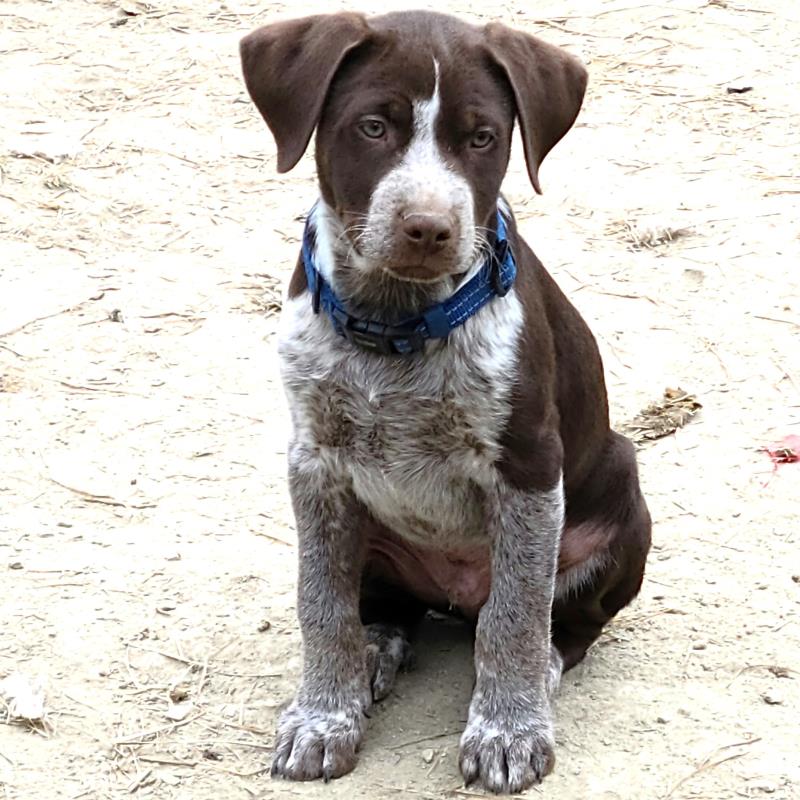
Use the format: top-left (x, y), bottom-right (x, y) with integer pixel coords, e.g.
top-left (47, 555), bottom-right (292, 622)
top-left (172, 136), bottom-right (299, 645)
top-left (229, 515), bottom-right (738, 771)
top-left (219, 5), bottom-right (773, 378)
top-left (344, 234), bottom-right (459, 284)
top-left (380, 263), bottom-right (457, 284)
top-left (330, 251), bottom-right (470, 318)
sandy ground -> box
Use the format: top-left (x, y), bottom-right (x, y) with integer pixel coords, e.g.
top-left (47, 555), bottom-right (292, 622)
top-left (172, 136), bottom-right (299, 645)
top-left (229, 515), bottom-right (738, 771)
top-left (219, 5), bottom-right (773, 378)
top-left (1, 1), bottom-right (799, 798)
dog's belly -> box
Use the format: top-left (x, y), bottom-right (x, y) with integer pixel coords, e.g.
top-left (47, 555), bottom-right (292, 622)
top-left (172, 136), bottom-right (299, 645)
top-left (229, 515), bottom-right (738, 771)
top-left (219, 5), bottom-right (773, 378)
top-left (366, 519), bottom-right (617, 618)
top-left (367, 529), bottom-right (491, 617)
top-left (316, 395), bottom-right (497, 615)
top-left (318, 389), bottom-right (498, 615)
top-left (345, 416), bottom-right (494, 615)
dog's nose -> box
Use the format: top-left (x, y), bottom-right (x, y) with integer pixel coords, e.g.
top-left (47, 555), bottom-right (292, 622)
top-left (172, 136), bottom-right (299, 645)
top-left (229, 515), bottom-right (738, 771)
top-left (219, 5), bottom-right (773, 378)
top-left (401, 212), bottom-right (453, 252)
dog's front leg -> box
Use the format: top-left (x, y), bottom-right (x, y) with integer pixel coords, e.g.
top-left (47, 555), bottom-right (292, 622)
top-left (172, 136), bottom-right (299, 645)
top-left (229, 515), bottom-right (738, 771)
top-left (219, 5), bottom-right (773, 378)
top-left (271, 449), bottom-right (370, 782)
top-left (459, 478), bottom-right (564, 794)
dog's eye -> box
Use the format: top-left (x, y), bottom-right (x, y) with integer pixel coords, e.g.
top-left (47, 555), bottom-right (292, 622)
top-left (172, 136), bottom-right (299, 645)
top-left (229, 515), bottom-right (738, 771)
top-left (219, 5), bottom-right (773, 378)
top-left (358, 117), bottom-right (387, 140)
top-left (471, 128), bottom-right (495, 149)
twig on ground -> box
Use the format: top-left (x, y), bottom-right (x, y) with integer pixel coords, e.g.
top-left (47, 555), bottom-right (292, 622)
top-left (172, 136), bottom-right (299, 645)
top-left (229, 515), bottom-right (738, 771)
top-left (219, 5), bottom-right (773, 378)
top-left (207, 764), bottom-right (270, 778)
top-left (385, 730), bottom-right (463, 750)
top-left (753, 314), bottom-right (800, 329)
top-left (45, 476), bottom-right (126, 507)
top-left (114, 713), bottom-right (205, 745)
top-left (0, 300), bottom-right (96, 338)
top-left (137, 755), bottom-right (198, 768)
top-left (663, 737), bottom-right (761, 799)
top-left (726, 664), bottom-right (797, 689)
top-left (126, 642), bottom-right (194, 667)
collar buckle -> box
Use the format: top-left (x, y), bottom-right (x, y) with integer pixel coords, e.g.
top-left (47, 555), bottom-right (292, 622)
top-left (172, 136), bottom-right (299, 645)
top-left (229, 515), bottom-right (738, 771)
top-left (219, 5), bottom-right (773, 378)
top-left (331, 309), bottom-right (424, 356)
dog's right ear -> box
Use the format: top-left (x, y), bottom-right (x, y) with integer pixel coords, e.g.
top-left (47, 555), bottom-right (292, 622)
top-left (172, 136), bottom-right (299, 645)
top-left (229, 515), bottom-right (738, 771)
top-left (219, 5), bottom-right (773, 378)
top-left (240, 13), bottom-right (372, 173)
top-left (484, 23), bottom-right (587, 194)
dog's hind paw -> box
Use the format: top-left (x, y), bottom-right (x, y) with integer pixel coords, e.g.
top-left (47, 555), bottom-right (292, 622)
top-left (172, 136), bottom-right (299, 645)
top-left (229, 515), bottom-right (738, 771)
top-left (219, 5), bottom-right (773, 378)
top-left (365, 623), bottom-right (414, 702)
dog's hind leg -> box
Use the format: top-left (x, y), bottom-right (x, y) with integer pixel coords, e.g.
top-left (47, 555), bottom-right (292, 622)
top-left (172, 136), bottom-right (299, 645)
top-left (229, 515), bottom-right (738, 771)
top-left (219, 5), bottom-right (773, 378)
top-left (553, 432), bottom-right (652, 670)
top-left (360, 575), bottom-right (427, 702)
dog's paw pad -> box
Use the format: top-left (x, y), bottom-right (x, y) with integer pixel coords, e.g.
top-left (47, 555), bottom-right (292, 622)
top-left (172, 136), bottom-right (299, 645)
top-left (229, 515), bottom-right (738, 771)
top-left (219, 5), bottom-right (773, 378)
top-left (365, 624), bottom-right (414, 702)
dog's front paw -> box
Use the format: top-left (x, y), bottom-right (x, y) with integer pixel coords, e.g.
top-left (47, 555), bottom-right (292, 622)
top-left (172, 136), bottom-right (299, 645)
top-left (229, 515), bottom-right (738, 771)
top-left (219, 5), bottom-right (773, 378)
top-left (458, 701), bottom-right (555, 794)
top-left (271, 700), bottom-right (366, 782)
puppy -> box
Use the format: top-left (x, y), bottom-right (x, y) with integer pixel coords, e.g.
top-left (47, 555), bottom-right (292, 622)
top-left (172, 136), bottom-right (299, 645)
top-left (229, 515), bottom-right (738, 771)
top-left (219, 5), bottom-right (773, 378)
top-left (240, 10), bottom-right (651, 794)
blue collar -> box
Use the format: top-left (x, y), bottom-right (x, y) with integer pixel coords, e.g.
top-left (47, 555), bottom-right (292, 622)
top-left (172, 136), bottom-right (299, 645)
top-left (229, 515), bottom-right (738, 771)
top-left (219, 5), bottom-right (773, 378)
top-left (301, 206), bottom-right (517, 356)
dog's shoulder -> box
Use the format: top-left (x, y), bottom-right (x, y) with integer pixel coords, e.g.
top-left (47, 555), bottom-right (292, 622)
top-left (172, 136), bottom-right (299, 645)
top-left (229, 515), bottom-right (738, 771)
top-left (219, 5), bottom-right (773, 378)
top-left (501, 224), bottom-right (610, 494)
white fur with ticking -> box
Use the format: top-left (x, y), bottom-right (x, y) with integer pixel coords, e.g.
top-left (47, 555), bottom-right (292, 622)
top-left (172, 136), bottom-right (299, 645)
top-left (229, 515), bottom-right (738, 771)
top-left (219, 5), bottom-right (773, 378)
top-left (556, 549), bottom-right (612, 598)
top-left (279, 246), bottom-right (524, 548)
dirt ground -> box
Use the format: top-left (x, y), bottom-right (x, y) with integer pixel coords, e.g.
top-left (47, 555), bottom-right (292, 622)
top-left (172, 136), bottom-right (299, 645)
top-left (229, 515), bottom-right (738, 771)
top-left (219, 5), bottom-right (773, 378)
top-left (1, 1), bottom-right (799, 798)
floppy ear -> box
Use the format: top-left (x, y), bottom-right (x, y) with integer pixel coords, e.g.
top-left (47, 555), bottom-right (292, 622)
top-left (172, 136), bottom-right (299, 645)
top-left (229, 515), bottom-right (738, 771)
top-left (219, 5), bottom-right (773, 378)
top-left (484, 23), bottom-right (587, 194)
top-left (240, 13), bottom-right (372, 173)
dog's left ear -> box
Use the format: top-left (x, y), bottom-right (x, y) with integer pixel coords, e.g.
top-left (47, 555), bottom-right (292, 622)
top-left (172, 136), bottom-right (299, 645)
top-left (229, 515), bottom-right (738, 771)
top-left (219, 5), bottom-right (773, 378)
top-left (240, 13), bottom-right (372, 173)
top-left (484, 23), bottom-right (587, 194)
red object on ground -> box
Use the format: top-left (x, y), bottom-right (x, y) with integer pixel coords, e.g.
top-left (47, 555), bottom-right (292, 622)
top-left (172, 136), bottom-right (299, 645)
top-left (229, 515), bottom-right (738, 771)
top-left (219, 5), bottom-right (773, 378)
top-left (764, 434), bottom-right (800, 467)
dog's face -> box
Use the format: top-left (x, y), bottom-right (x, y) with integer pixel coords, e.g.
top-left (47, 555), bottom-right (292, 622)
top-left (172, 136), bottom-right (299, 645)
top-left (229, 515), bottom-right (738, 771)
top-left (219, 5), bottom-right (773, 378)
top-left (313, 29), bottom-right (514, 284)
top-left (241, 11), bottom-right (587, 285)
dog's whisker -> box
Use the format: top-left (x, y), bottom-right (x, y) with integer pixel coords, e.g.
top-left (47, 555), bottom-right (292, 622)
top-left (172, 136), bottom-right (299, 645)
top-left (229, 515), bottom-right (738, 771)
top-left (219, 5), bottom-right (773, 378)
top-left (337, 225), bottom-right (365, 246)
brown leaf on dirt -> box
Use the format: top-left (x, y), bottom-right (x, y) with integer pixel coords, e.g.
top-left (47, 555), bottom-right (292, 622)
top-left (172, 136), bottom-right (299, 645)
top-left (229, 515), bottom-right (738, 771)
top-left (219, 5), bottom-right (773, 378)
top-left (621, 388), bottom-right (702, 445)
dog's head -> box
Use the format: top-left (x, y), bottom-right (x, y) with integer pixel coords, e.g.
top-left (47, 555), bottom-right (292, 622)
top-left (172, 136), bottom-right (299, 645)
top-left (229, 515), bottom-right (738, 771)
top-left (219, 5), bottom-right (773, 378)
top-left (241, 11), bottom-right (586, 288)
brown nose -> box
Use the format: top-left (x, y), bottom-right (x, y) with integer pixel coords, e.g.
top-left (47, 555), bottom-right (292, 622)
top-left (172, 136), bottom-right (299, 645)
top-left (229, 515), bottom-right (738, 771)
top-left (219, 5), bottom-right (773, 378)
top-left (401, 212), bottom-right (453, 253)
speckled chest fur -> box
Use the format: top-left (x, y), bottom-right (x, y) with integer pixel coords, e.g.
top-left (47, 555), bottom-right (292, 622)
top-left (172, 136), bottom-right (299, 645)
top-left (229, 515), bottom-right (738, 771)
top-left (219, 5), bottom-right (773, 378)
top-left (278, 288), bottom-right (524, 550)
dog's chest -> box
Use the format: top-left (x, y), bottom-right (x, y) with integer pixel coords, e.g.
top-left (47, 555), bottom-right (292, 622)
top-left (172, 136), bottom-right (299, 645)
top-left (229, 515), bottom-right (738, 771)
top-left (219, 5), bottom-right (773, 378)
top-left (279, 293), bottom-right (523, 545)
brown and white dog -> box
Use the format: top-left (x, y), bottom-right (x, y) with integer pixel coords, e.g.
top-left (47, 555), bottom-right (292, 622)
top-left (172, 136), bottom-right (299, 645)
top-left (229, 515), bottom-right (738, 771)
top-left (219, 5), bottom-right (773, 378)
top-left (240, 10), bottom-right (651, 794)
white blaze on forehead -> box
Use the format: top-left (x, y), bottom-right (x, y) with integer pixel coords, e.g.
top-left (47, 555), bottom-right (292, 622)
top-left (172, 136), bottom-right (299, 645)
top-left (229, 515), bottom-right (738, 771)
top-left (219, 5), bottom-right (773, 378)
top-left (403, 59), bottom-right (450, 187)
top-left (410, 59), bottom-right (441, 154)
